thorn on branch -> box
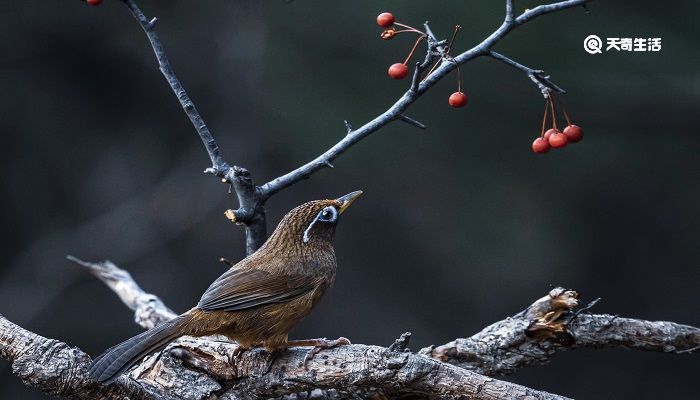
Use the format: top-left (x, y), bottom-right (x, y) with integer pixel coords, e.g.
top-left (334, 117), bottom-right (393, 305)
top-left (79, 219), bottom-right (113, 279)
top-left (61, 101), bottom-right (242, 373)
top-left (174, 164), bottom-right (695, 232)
top-left (677, 345), bottom-right (700, 354)
top-left (572, 297), bottom-right (601, 318)
top-left (219, 258), bottom-right (235, 267)
top-left (529, 73), bottom-right (567, 97)
top-left (344, 120), bottom-right (354, 134)
top-left (397, 115), bottom-right (426, 130)
top-left (389, 332), bottom-right (412, 352)
top-left (410, 61), bottom-right (422, 93)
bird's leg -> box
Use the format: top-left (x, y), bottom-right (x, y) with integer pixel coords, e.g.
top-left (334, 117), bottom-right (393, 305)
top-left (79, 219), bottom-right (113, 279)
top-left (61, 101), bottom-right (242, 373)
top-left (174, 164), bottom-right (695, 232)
top-left (285, 337), bottom-right (351, 368)
top-left (231, 345), bottom-right (249, 359)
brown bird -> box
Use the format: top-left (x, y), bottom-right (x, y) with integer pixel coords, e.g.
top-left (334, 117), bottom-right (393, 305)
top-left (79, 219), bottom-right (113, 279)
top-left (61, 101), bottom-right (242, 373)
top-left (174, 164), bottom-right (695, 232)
top-left (89, 191), bottom-right (363, 383)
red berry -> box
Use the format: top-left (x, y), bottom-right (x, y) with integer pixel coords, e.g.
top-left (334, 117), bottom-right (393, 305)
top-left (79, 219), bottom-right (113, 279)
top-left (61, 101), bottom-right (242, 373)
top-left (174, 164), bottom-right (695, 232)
top-left (448, 92), bottom-right (468, 108)
top-left (548, 131), bottom-right (568, 148)
top-left (388, 63), bottom-right (409, 79)
top-left (86, 0), bottom-right (103, 5)
top-left (376, 12), bottom-right (395, 28)
top-left (563, 124), bottom-right (583, 143)
top-left (544, 128), bottom-right (557, 140)
top-left (532, 137), bottom-right (550, 154)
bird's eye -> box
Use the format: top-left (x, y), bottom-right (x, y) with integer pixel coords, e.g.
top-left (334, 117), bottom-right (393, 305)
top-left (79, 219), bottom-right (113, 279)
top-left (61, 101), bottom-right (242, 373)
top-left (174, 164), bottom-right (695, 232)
top-left (318, 207), bottom-right (337, 222)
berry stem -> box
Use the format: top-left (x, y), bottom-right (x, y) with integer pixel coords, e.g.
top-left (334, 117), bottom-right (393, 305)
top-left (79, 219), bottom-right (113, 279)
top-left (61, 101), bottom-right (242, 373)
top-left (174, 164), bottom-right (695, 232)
top-left (423, 59), bottom-right (442, 81)
top-left (393, 22), bottom-right (424, 34)
top-left (447, 25), bottom-right (463, 92)
top-left (446, 25), bottom-right (462, 54)
top-left (551, 93), bottom-right (573, 126)
top-left (403, 34), bottom-right (426, 65)
top-left (540, 99), bottom-right (549, 138)
top-left (393, 29), bottom-right (424, 35)
top-left (456, 62), bottom-right (462, 92)
top-left (548, 95), bottom-right (558, 130)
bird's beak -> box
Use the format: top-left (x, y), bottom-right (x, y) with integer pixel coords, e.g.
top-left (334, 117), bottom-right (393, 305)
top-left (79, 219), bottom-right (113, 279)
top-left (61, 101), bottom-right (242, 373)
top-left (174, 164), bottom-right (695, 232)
top-left (336, 190), bottom-right (363, 214)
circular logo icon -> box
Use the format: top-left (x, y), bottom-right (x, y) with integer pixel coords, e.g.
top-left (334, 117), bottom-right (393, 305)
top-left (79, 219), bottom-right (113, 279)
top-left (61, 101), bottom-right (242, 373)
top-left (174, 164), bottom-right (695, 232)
top-left (584, 35), bottom-right (603, 54)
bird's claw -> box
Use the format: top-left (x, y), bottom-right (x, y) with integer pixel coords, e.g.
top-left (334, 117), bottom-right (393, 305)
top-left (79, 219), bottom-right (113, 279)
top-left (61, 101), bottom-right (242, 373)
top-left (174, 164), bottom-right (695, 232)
top-left (230, 345), bottom-right (249, 364)
top-left (303, 337), bottom-right (351, 369)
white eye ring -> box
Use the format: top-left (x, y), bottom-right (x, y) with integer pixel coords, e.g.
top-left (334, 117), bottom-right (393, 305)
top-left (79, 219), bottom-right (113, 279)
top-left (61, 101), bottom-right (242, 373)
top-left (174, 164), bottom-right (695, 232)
top-left (303, 207), bottom-right (338, 243)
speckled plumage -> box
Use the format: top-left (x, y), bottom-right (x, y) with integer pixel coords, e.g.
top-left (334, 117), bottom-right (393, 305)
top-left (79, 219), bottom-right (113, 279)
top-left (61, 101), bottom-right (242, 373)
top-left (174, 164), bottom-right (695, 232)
top-left (88, 193), bottom-right (361, 383)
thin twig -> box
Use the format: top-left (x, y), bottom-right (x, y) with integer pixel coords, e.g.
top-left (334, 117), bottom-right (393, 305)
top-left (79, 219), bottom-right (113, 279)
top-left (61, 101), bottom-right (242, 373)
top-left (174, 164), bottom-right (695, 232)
top-left (120, 0), bottom-right (229, 179)
top-left (487, 51), bottom-right (566, 96)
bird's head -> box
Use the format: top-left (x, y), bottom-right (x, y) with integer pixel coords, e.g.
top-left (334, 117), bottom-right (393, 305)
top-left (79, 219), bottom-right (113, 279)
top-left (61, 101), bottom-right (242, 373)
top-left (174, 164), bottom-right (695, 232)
top-left (265, 191), bottom-right (363, 250)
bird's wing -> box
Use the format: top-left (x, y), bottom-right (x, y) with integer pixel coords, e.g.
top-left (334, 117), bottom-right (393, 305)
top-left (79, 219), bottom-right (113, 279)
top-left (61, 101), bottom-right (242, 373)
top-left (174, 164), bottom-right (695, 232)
top-left (196, 267), bottom-right (315, 312)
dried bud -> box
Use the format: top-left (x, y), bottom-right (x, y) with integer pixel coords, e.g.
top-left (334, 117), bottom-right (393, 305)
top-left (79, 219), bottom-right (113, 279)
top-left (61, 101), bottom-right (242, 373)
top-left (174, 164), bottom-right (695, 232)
top-left (224, 209), bottom-right (237, 222)
top-left (381, 29), bottom-right (396, 40)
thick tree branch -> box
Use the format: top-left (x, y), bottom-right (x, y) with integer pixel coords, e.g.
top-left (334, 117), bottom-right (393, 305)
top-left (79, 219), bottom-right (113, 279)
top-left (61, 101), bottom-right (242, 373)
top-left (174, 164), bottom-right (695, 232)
top-left (166, 337), bottom-right (570, 400)
top-left (0, 314), bottom-right (155, 400)
top-left (6, 261), bottom-right (698, 399)
top-left (117, 0), bottom-right (593, 255)
top-left (0, 312), bottom-right (566, 400)
top-left (421, 288), bottom-right (700, 376)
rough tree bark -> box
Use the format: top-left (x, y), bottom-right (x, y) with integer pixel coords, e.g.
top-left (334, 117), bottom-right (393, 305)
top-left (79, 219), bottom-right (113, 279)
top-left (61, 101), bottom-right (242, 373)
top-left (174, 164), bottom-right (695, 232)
top-left (2, 259), bottom-right (697, 399)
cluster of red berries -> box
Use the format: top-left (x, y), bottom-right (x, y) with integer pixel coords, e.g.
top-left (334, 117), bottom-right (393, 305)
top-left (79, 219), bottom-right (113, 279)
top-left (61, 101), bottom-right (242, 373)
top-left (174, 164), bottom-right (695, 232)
top-left (532, 94), bottom-right (583, 153)
top-left (83, 0), bottom-right (103, 6)
top-left (377, 12), bottom-right (468, 109)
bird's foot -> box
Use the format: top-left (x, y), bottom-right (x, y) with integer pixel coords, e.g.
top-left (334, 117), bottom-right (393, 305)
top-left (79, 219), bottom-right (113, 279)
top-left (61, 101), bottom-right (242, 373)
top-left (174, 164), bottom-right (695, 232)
top-left (230, 344), bottom-right (251, 364)
top-left (287, 337), bottom-right (351, 369)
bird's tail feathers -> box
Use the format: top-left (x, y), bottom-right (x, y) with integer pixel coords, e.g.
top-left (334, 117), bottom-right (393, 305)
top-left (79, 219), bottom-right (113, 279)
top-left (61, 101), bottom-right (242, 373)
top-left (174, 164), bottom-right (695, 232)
top-left (88, 315), bottom-right (187, 383)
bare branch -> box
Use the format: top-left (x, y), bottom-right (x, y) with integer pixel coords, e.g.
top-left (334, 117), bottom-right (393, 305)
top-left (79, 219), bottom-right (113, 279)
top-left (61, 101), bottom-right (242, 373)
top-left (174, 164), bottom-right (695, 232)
top-left (67, 256), bottom-right (176, 329)
top-left (9, 261), bottom-right (698, 399)
top-left (115, 0), bottom-right (594, 254)
top-left (120, 0), bottom-right (227, 179)
top-left (0, 314), bottom-right (155, 400)
top-left (258, 1), bottom-right (593, 198)
top-left (0, 316), bottom-right (567, 400)
top-left (119, 0), bottom-right (266, 255)
top-left (487, 51), bottom-right (566, 97)
top-left (505, 0), bottom-right (515, 23)
top-left (515, 0), bottom-right (592, 25)
top-left (421, 288), bottom-right (700, 376)
top-left (170, 337), bottom-right (570, 400)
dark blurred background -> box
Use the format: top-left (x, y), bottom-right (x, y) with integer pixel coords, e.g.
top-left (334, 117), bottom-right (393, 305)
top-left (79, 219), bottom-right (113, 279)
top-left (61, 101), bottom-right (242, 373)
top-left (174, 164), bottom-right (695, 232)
top-left (1, 1), bottom-right (698, 398)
